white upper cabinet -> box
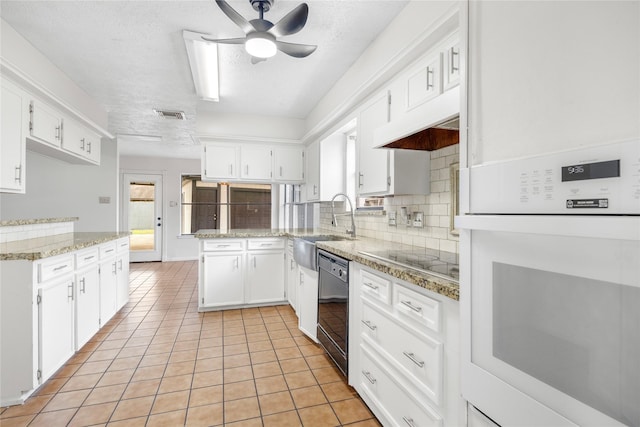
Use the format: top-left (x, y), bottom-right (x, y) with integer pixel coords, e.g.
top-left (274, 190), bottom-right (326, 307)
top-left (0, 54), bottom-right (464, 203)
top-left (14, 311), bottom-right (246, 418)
top-left (1, 79), bottom-right (28, 194)
top-left (62, 118), bottom-right (101, 165)
top-left (29, 99), bottom-right (62, 148)
top-left (357, 91), bottom-right (390, 195)
top-left (443, 35), bottom-right (460, 91)
top-left (304, 133), bottom-right (346, 202)
top-left (407, 52), bottom-right (442, 111)
top-left (241, 145), bottom-right (272, 180)
top-left (273, 145), bottom-right (304, 183)
top-left (201, 141), bottom-right (304, 184)
top-left (202, 143), bottom-right (240, 180)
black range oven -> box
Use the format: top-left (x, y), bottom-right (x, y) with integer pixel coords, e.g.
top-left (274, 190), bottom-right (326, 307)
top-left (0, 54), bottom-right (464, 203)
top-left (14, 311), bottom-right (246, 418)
top-left (316, 249), bottom-right (349, 376)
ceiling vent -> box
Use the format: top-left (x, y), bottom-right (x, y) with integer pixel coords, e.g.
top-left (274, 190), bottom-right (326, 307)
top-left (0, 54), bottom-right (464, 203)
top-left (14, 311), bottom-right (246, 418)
top-left (153, 109), bottom-right (186, 120)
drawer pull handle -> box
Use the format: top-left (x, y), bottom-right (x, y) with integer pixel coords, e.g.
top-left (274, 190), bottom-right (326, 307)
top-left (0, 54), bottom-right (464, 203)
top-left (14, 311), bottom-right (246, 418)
top-left (105, 249), bottom-right (114, 253)
top-left (53, 264), bottom-right (68, 272)
top-left (83, 255), bottom-right (95, 261)
top-left (362, 370), bottom-right (376, 384)
top-left (401, 300), bottom-right (422, 313)
top-left (403, 351), bottom-right (425, 368)
top-left (217, 244), bottom-right (231, 248)
top-left (363, 281), bottom-right (378, 290)
top-left (403, 416), bottom-right (417, 427)
top-left (361, 320), bottom-right (377, 331)
top-left (260, 243), bottom-right (272, 247)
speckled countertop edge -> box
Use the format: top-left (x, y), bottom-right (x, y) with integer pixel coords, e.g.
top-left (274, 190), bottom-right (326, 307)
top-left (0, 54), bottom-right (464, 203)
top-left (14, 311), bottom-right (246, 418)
top-left (194, 229), bottom-right (459, 301)
top-left (0, 217), bottom-right (79, 227)
top-left (316, 240), bottom-right (459, 301)
top-left (0, 232), bottom-right (130, 261)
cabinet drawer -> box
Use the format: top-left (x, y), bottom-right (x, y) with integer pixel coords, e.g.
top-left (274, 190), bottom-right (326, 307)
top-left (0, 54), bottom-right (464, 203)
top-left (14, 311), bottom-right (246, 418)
top-left (38, 255), bottom-right (74, 283)
top-left (116, 238), bottom-right (130, 253)
top-left (361, 299), bottom-right (443, 405)
top-left (99, 242), bottom-right (117, 259)
top-left (203, 240), bottom-right (244, 252)
top-left (360, 269), bottom-right (391, 305)
top-left (247, 239), bottom-right (285, 250)
top-left (359, 344), bottom-right (443, 427)
top-left (393, 284), bottom-right (441, 334)
top-left (75, 247), bottom-right (99, 269)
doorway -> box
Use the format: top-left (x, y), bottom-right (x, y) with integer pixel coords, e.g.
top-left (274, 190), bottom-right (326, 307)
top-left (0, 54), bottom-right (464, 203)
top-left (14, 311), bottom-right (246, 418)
top-left (122, 173), bottom-right (163, 262)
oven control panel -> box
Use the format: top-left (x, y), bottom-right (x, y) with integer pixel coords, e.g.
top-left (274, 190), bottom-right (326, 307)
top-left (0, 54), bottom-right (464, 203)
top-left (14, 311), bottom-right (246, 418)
top-left (469, 139), bottom-right (640, 214)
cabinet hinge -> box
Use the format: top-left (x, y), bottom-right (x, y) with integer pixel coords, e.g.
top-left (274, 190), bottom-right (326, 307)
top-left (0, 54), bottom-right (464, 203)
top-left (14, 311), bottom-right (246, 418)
top-left (201, 255), bottom-right (205, 263)
top-left (36, 294), bottom-right (42, 305)
top-left (387, 176), bottom-right (391, 186)
top-left (202, 297), bottom-right (204, 304)
top-left (36, 370), bottom-right (42, 380)
top-left (28, 102), bottom-right (34, 132)
top-left (204, 169), bottom-right (207, 176)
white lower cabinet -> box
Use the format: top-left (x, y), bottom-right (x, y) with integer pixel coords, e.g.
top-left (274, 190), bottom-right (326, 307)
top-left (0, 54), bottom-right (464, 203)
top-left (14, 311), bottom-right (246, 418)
top-left (297, 265), bottom-right (318, 341)
top-left (350, 263), bottom-right (464, 426)
top-left (286, 240), bottom-right (298, 313)
top-left (116, 238), bottom-right (130, 310)
top-left (0, 236), bottom-right (130, 406)
top-left (199, 238), bottom-right (286, 310)
top-left (75, 248), bottom-right (100, 350)
top-left (38, 274), bottom-right (75, 382)
top-left (202, 253), bottom-right (244, 307)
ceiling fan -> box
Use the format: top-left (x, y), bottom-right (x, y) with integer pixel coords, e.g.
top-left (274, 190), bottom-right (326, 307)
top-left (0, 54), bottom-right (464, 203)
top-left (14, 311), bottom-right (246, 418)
top-left (203, 0), bottom-right (317, 63)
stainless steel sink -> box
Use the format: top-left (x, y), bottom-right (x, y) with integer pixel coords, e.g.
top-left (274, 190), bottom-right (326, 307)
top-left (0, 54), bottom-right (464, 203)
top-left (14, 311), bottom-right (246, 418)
top-left (293, 235), bottom-right (345, 271)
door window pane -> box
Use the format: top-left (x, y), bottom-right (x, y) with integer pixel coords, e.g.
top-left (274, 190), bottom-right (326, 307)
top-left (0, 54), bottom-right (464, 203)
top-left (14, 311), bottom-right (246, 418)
top-left (129, 182), bottom-right (155, 251)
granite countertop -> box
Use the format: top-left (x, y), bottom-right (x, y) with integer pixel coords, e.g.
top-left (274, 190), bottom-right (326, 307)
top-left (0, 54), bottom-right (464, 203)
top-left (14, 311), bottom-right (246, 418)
top-left (0, 217), bottom-right (79, 227)
top-left (195, 229), bottom-right (459, 301)
top-left (316, 239), bottom-right (459, 301)
top-left (0, 232), bottom-right (130, 261)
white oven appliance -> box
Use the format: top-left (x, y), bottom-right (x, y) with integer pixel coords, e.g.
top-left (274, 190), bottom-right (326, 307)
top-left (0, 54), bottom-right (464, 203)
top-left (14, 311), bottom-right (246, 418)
top-left (457, 140), bottom-right (640, 426)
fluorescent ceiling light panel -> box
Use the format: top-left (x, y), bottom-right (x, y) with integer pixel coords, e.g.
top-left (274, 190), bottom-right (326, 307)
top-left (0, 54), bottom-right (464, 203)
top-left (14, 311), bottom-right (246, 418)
top-left (183, 30), bottom-right (219, 102)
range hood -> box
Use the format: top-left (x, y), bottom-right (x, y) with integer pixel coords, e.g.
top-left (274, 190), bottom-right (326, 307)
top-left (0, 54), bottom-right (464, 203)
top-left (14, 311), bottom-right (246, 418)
top-left (374, 86), bottom-right (460, 151)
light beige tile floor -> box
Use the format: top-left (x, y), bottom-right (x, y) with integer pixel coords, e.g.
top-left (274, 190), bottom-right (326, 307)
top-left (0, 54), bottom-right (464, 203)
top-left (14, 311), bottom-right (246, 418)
top-left (0, 261), bottom-right (381, 427)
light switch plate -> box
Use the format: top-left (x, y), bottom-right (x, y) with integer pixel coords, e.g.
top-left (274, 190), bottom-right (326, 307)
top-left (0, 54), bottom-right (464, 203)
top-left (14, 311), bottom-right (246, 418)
top-left (98, 196), bottom-right (111, 204)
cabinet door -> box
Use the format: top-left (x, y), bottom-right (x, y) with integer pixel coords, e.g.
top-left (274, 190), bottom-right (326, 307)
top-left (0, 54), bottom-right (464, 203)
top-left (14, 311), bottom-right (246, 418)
top-left (273, 146), bottom-right (304, 182)
top-left (304, 141), bottom-right (320, 201)
top-left (241, 146), bottom-right (272, 180)
top-left (38, 276), bottom-right (75, 382)
top-left (358, 92), bottom-right (390, 195)
top-left (298, 267), bottom-right (318, 341)
top-left (443, 39), bottom-right (460, 91)
top-left (202, 254), bottom-right (244, 307)
top-left (286, 252), bottom-right (298, 312)
top-left (247, 251), bottom-right (285, 304)
top-left (203, 144), bottom-right (239, 180)
top-left (407, 54), bottom-right (442, 110)
top-left (99, 258), bottom-right (118, 325)
top-left (30, 100), bottom-right (62, 147)
top-left (116, 253), bottom-right (130, 310)
top-left (0, 80), bottom-right (27, 193)
top-left (75, 264), bottom-right (100, 350)
top-left (62, 119), bottom-right (88, 158)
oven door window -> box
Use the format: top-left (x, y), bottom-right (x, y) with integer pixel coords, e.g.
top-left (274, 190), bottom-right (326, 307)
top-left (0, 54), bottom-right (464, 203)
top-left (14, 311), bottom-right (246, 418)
top-left (471, 230), bottom-right (640, 426)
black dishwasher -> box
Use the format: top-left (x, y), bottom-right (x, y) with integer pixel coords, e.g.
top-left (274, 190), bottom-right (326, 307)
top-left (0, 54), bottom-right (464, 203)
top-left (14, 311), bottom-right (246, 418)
top-left (317, 249), bottom-right (349, 376)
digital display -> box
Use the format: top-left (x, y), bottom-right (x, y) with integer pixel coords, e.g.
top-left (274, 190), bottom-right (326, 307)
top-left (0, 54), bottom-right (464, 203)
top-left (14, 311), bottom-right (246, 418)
top-left (561, 159), bottom-right (620, 182)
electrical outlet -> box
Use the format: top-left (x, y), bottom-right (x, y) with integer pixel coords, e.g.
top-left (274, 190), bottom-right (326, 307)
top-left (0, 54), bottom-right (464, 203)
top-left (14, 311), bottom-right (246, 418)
top-left (412, 212), bottom-right (424, 228)
top-left (388, 211), bottom-right (397, 226)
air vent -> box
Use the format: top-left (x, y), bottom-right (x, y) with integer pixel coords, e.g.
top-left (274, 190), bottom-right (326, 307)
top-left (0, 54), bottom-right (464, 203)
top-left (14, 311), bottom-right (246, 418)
top-left (153, 109), bottom-right (186, 120)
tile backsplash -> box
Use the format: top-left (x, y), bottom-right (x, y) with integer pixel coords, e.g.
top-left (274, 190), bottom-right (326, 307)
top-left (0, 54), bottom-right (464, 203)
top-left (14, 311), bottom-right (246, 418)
top-left (0, 220), bottom-right (75, 243)
top-left (317, 145), bottom-right (459, 254)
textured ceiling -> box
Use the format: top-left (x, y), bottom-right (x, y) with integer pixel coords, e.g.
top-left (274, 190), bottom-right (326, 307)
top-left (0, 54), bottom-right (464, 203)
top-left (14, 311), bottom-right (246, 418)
top-left (1, 0), bottom-right (408, 158)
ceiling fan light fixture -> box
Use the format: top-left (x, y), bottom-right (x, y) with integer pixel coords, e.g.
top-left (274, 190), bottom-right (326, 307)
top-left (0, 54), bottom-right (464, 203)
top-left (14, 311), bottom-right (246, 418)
top-left (245, 32), bottom-right (277, 58)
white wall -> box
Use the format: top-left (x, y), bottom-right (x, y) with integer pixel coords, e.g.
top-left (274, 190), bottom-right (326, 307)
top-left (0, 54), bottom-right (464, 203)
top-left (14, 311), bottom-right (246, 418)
top-left (0, 140), bottom-right (118, 231)
top-left (1, 19), bottom-right (108, 131)
top-left (197, 111), bottom-right (306, 142)
top-left (119, 155), bottom-right (200, 262)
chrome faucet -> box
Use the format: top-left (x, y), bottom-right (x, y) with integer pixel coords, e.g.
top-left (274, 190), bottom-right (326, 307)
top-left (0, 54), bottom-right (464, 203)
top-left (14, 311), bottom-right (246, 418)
top-left (330, 193), bottom-right (356, 238)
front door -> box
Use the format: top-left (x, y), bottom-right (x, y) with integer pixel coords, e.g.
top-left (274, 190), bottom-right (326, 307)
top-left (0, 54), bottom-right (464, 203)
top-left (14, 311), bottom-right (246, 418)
top-left (122, 173), bottom-right (163, 262)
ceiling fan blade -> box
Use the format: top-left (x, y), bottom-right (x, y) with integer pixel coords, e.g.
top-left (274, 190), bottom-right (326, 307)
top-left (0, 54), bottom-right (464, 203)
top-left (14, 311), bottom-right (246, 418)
top-left (201, 36), bottom-right (246, 44)
top-left (215, 0), bottom-right (253, 34)
top-left (269, 3), bottom-right (309, 38)
top-left (275, 41), bottom-right (317, 58)
top-left (248, 19), bottom-right (274, 33)
top-left (251, 56), bottom-right (267, 65)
